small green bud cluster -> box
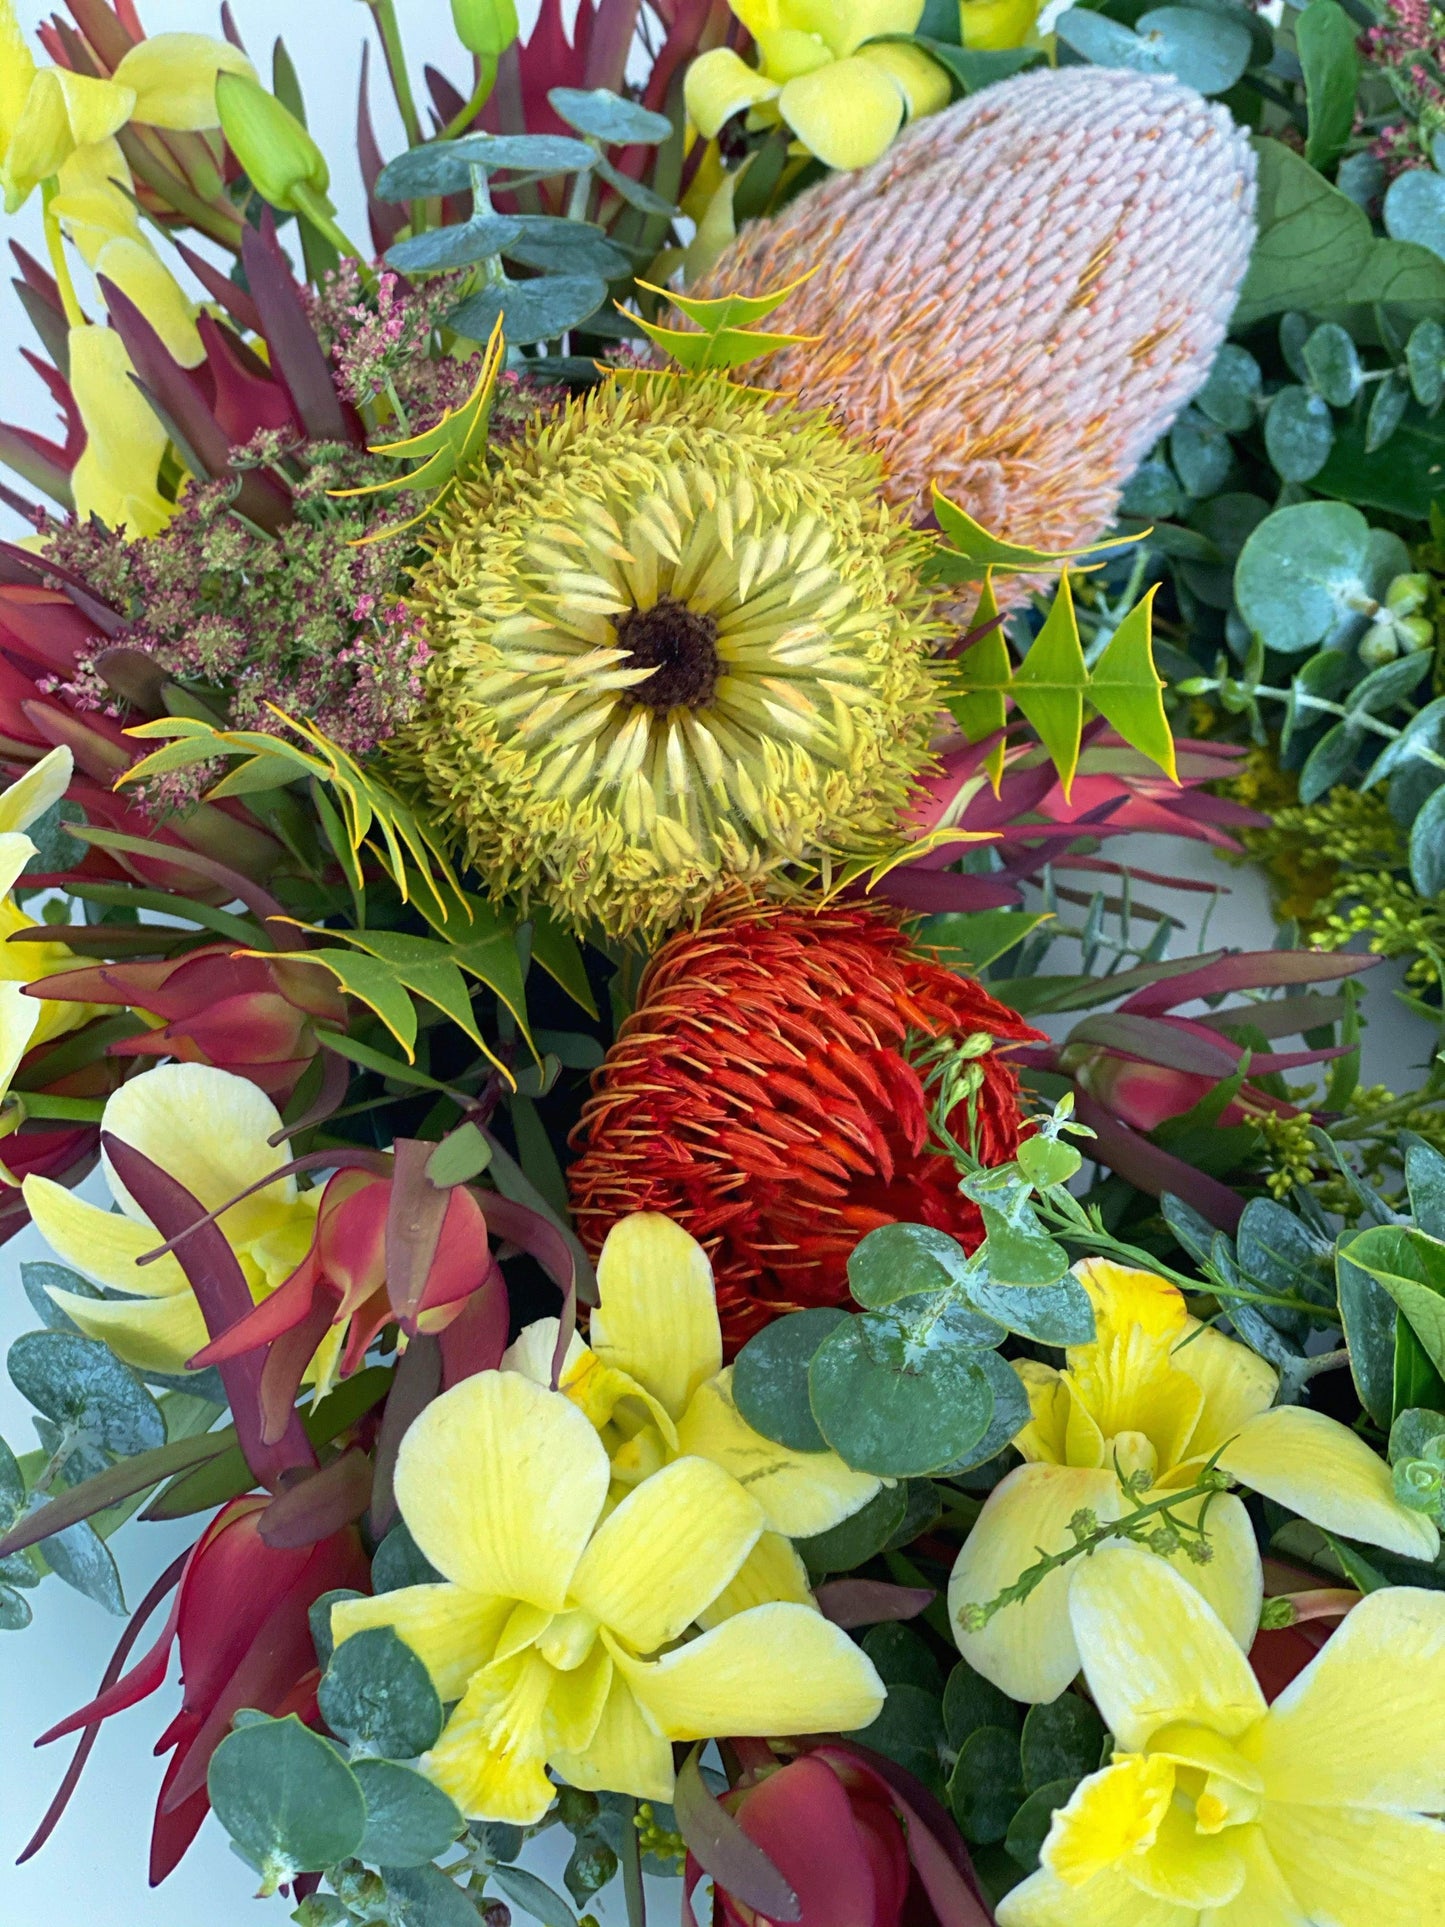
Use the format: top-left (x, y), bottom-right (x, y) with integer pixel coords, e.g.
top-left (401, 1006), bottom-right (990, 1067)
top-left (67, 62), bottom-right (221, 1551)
top-left (1359, 573), bottom-right (1435, 667)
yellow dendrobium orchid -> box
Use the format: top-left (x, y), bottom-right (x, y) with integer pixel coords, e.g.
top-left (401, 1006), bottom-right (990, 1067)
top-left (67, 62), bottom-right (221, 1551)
top-left (331, 1370), bottom-right (885, 1822)
top-left (0, 746), bottom-right (94, 1110)
top-left (23, 1061), bottom-right (321, 1375)
top-left (996, 1546), bottom-right (1445, 1927)
top-left (948, 1259), bottom-right (1437, 1702)
top-left (958, 0), bottom-right (1045, 50)
top-left (685, 0), bottom-right (951, 173)
top-left (502, 1212), bottom-right (882, 1616)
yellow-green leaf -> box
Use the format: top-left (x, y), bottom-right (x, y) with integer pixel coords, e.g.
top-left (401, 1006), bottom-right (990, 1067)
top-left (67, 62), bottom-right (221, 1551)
top-left (290, 948), bottom-right (420, 1058)
top-left (947, 573), bottom-right (1010, 792)
top-left (637, 270), bottom-right (816, 333)
top-left (1086, 586), bottom-right (1177, 782)
top-left (529, 909), bottom-right (598, 1020)
top-left (931, 487), bottom-right (1138, 579)
top-left (1007, 572), bottom-right (1087, 800)
top-left (630, 314), bottom-right (817, 373)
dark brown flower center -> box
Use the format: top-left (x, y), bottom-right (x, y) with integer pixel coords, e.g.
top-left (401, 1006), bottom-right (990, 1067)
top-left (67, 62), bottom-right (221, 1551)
top-left (613, 596), bottom-right (720, 711)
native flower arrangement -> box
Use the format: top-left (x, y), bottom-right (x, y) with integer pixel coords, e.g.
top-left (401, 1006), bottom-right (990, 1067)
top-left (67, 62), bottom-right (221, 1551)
top-left (0, 1), bottom-right (1444, 1925)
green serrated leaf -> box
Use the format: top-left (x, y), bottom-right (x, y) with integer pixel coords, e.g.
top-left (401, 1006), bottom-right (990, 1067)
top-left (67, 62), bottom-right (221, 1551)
top-left (1087, 587), bottom-right (1176, 780)
top-left (1008, 575), bottom-right (1088, 798)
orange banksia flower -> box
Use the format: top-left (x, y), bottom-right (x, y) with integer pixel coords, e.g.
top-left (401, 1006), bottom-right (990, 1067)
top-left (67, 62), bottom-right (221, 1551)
top-left (699, 67), bottom-right (1256, 563)
top-left (569, 898), bottom-right (1041, 1348)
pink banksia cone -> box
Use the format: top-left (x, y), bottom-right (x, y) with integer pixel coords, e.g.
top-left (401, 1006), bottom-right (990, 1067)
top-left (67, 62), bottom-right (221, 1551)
top-left (699, 67), bottom-right (1256, 561)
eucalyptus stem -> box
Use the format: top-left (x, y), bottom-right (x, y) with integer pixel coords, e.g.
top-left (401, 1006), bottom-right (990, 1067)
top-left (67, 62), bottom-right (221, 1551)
top-left (619, 1797), bottom-right (647, 1927)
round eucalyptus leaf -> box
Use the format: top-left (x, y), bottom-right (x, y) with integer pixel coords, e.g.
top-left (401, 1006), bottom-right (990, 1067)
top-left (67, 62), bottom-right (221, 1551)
top-left (449, 274), bottom-right (607, 346)
top-left (732, 1307), bottom-right (847, 1453)
top-left (207, 1715), bottom-right (366, 1882)
top-left (353, 1759), bottom-right (462, 1868)
top-left (502, 216), bottom-right (633, 277)
top-left (372, 1521), bottom-right (441, 1592)
top-left (1014, 1135), bottom-right (1082, 1189)
top-left (1004, 1779), bottom-right (1076, 1875)
top-left (1410, 783), bottom-right (1445, 896)
top-left (944, 1660), bottom-right (1022, 1749)
top-left (931, 1348), bottom-right (1031, 1473)
top-left (0, 1433), bottom-right (24, 1529)
top-left (309, 1587), bottom-right (366, 1672)
top-left (1169, 407), bottom-right (1233, 498)
top-left (960, 1272), bottom-right (1095, 1347)
top-left (1234, 501), bottom-right (1371, 654)
top-left (948, 1724), bottom-right (1025, 1844)
top-left (1298, 721), bottom-right (1362, 803)
top-left (490, 1862), bottom-right (583, 1927)
top-left (863, 1620), bottom-right (943, 1694)
top-left (1053, 7), bottom-right (1146, 65)
top-left (846, 1682), bottom-right (947, 1792)
top-left (548, 86), bottom-right (672, 144)
top-left (1302, 322), bottom-right (1362, 407)
top-left (318, 1626), bottom-right (444, 1759)
top-left (1264, 385), bottom-right (1335, 483)
top-left (1350, 647), bottom-right (1433, 718)
top-left (1407, 318), bottom-right (1445, 408)
top-left (0, 1583), bottom-right (32, 1631)
top-left (847, 1221), bottom-right (967, 1309)
top-left (8, 1330), bottom-right (164, 1459)
top-left (1337, 151), bottom-right (1385, 211)
top-left (40, 1515), bottom-right (125, 1614)
top-left (385, 216), bottom-right (525, 273)
top-left (593, 151), bottom-right (677, 214)
top-left (796, 1481), bottom-right (909, 1577)
top-left (20, 1260), bottom-right (99, 1334)
top-left (1194, 343), bottom-right (1262, 433)
top-left (809, 1310), bottom-right (995, 1477)
top-left (455, 133), bottom-right (599, 173)
top-left (974, 1205), bottom-right (1069, 1288)
top-left (382, 1864), bottom-right (488, 1927)
top-left (1188, 491), bottom-right (1269, 561)
top-left (1020, 1694), bottom-right (1107, 1791)
top-left (1385, 167), bottom-right (1445, 263)
top-left (1389, 743), bottom-right (1445, 830)
top-left (1366, 371), bottom-right (1410, 452)
top-left (1134, 5), bottom-right (1252, 90)
top-left (1118, 458), bottom-right (1180, 521)
top-left (1279, 312), bottom-right (1313, 383)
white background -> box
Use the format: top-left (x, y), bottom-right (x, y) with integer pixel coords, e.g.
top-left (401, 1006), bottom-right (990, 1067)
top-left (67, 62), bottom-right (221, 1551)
top-left (0, 4), bottom-right (1438, 1920)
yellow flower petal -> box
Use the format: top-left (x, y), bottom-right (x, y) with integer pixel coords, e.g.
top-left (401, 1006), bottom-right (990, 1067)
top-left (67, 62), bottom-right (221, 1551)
top-left (683, 47), bottom-right (781, 140)
top-left (777, 58), bottom-right (904, 170)
top-left (551, 1670), bottom-right (675, 1803)
top-left (1013, 1358), bottom-right (1070, 1463)
top-left (996, 1865), bottom-right (1191, 1927)
top-left (1169, 1322), bottom-right (1276, 1461)
top-left (959, 0), bottom-right (1042, 49)
top-left (70, 441), bottom-right (173, 539)
top-left (1219, 1405), bottom-right (1440, 1562)
top-left (52, 141), bottom-right (142, 264)
top-left (1130, 1798), bottom-right (1245, 1909)
top-left (792, 0), bottom-right (926, 56)
top-left (91, 235), bottom-right (203, 368)
top-left (570, 1454), bottom-right (762, 1652)
top-left (753, 27), bottom-right (834, 82)
top-left (0, 0), bottom-right (38, 159)
top-left (0, 745), bottom-right (71, 834)
top-left (948, 1462), bottom-right (1124, 1702)
top-left (1245, 1584), bottom-right (1445, 1809)
top-left (1198, 1824), bottom-right (1306, 1927)
top-left (112, 32), bottom-right (255, 131)
top-left (858, 41), bottom-right (951, 119)
top-left (1152, 1491), bottom-right (1262, 1660)
top-left (676, 1367), bottom-right (879, 1537)
top-left (424, 1651), bottom-right (557, 1823)
top-left (24, 1176), bottom-right (190, 1296)
top-left (544, 1642), bottom-right (614, 1754)
top-left (66, 323), bottom-right (172, 537)
top-left (395, 1371), bottom-right (609, 1610)
top-left (5, 68), bottom-right (134, 207)
top-left (100, 1062), bottom-right (296, 1241)
top-left (1041, 1755), bottom-right (1174, 1889)
top-left (1068, 1546), bottom-right (1265, 1752)
top-left (332, 1584), bottom-right (510, 1702)
top-left (696, 1529), bottom-right (815, 1627)
top-left (613, 1599), bottom-right (884, 1739)
top-left (0, 981), bottom-right (40, 1097)
top-left (46, 1282), bottom-right (210, 1375)
top-left (1259, 1806), bottom-right (1445, 1927)
top-left (592, 1213), bottom-right (722, 1420)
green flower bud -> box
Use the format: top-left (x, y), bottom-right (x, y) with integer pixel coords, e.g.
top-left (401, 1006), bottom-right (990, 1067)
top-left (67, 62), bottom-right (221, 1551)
top-left (1393, 1456), bottom-right (1444, 1513)
top-left (1398, 613), bottom-right (1435, 653)
top-left (1259, 1596), bottom-right (1296, 1630)
top-left (1385, 571), bottom-right (1431, 615)
top-left (215, 70), bottom-right (330, 212)
top-left (450, 0), bottom-right (520, 58)
top-left (1358, 620), bottom-right (1399, 668)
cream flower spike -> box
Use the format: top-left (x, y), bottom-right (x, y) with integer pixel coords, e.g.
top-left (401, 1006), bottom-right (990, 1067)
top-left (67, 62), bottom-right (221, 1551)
top-left (997, 1547), bottom-right (1445, 1927)
top-left (949, 1257), bottom-right (1437, 1702)
top-left (698, 66), bottom-right (1257, 582)
top-left (503, 1213), bottom-right (880, 1617)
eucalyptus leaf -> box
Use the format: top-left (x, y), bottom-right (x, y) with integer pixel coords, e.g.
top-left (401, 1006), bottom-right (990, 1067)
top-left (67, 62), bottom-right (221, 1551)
top-left (1385, 167), bottom-right (1445, 264)
top-left (809, 1306), bottom-right (996, 1476)
top-left (372, 1521), bottom-right (441, 1592)
top-left (20, 1260), bottom-right (100, 1333)
top-left (943, 1659), bottom-right (1021, 1747)
top-left (385, 216), bottom-right (525, 273)
top-left (8, 1330), bottom-right (164, 1460)
top-left (1407, 318), bottom-right (1445, 408)
top-left (1366, 372), bottom-right (1410, 452)
top-left (375, 133), bottom-right (593, 199)
top-left (847, 1221), bottom-right (967, 1308)
top-left (1195, 343), bottom-right (1262, 433)
top-left (449, 274), bottom-right (607, 346)
top-left (0, 1433), bottom-right (25, 1528)
top-left (592, 151), bottom-right (677, 215)
top-left (208, 1715), bottom-right (366, 1883)
top-left (1264, 385), bottom-right (1335, 482)
top-left (1407, 1141), bottom-right (1445, 1239)
top-left (309, 1587), bottom-right (366, 1672)
top-left (948, 1724), bottom-right (1025, 1844)
top-left (1170, 407), bottom-right (1233, 498)
top-left (1005, 1778), bottom-right (1076, 1875)
top-left (1410, 783), bottom-right (1445, 896)
top-left (1234, 500), bottom-right (1371, 653)
top-left (353, 1759), bottom-right (462, 1868)
top-left (32, 1507), bottom-right (125, 1612)
top-left (796, 1481), bottom-right (909, 1576)
top-left (846, 1681), bottom-right (946, 1791)
top-left (0, 1584), bottom-right (32, 1630)
top-left (503, 216), bottom-right (633, 277)
top-left (958, 1272), bottom-right (1095, 1346)
top-left (319, 1626), bottom-right (444, 1759)
top-left (1302, 322), bottom-right (1362, 406)
top-left (381, 1864), bottom-right (487, 1927)
top-left (1119, 459), bottom-right (1182, 520)
top-left (732, 1307), bottom-right (847, 1453)
top-left (547, 86), bottom-right (672, 144)
top-left (1020, 1694), bottom-right (1107, 1791)
top-left (490, 1862), bottom-right (581, 1927)
top-left (932, 1348), bottom-right (1031, 1472)
top-left (1388, 1406), bottom-right (1445, 1464)
top-left (1133, 5), bottom-right (1253, 91)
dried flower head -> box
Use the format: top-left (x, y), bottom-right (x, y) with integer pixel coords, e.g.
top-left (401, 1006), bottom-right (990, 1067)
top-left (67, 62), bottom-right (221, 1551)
top-left (568, 896), bottom-right (1041, 1348)
top-left (699, 68), bottom-right (1256, 569)
top-left (396, 374), bottom-right (944, 939)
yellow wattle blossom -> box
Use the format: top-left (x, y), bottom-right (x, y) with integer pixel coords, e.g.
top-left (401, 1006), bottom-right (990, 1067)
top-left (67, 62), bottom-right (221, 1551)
top-left (948, 1260), bottom-right (1437, 1702)
top-left (503, 1212), bottom-right (881, 1617)
top-left (997, 1546), bottom-right (1445, 1927)
top-left (685, 0), bottom-right (950, 173)
top-left (0, 747), bottom-right (93, 1109)
top-left (23, 1061), bottom-right (321, 1375)
top-left (331, 1370), bottom-right (884, 1822)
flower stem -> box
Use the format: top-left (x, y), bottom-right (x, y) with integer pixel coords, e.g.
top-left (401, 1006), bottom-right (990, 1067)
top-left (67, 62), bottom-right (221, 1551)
top-left (619, 1797), bottom-right (647, 1927)
top-left (365, 0), bottom-right (424, 148)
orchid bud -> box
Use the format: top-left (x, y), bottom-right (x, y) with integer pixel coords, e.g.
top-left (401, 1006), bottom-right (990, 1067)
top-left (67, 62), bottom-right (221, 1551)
top-left (450, 0), bottom-right (520, 58)
top-left (215, 70), bottom-right (330, 212)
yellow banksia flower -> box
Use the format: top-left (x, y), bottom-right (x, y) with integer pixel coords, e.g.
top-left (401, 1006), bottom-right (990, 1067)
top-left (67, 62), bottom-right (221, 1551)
top-left (395, 370), bottom-right (944, 939)
top-left (698, 67), bottom-right (1257, 570)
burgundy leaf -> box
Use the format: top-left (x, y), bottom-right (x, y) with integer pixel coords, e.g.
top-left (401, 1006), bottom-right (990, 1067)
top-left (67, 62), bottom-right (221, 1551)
top-left (369, 1333), bottom-right (442, 1537)
top-left (241, 214), bottom-right (357, 445)
top-left (814, 1580), bottom-right (935, 1629)
top-left (357, 43), bottom-right (406, 254)
top-left (0, 1431), bottom-right (231, 1558)
top-left (1066, 1013), bottom-right (1244, 1078)
top-left (386, 1137), bottom-right (451, 1325)
top-left (868, 869), bottom-right (1023, 912)
top-left (258, 1450), bottom-right (373, 1550)
top-left (172, 238), bottom-right (264, 335)
top-left (674, 1744), bottom-right (801, 1922)
top-left (102, 1130), bottom-right (316, 1486)
top-left (1118, 949), bottom-right (1379, 1016)
top-left (437, 1263), bottom-right (509, 1390)
top-left (1072, 1093), bottom-right (1244, 1231)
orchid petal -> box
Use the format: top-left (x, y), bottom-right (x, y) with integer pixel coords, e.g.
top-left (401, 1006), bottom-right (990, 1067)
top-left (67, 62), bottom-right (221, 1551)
top-left (0, 4), bottom-right (38, 162)
top-left (1246, 1585), bottom-right (1445, 1809)
top-left (395, 1372), bottom-right (609, 1610)
top-left (1169, 1321), bottom-right (1276, 1461)
top-left (570, 1455), bottom-right (763, 1653)
top-left (112, 33), bottom-right (255, 131)
top-left (683, 47), bottom-right (781, 140)
top-left (612, 1600), bottom-right (884, 1740)
top-left (1068, 1547), bottom-right (1265, 1752)
top-left (959, 0), bottom-right (1043, 47)
top-left (778, 59), bottom-right (904, 170)
top-left (46, 1282), bottom-right (210, 1374)
top-left (544, 1642), bottom-right (613, 1754)
top-left (0, 746), bottom-right (72, 834)
top-left (676, 1367), bottom-right (879, 1537)
top-left (90, 235), bottom-right (203, 368)
top-left (592, 1213), bottom-right (722, 1420)
top-left (332, 1583), bottom-right (509, 1702)
top-left (858, 41), bottom-right (951, 118)
top-left (424, 1651), bottom-right (556, 1823)
top-left (995, 1864), bottom-right (1189, 1927)
top-left (1150, 1491), bottom-right (1262, 1660)
top-left (1039, 1755), bottom-right (1175, 1889)
top-left (696, 1529), bottom-right (815, 1627)
top-left (0, 981), bottom-right (40, 1096)
top-left (5, 69), bottom-right (134, 207)
top-left (1259, 1806), bottom-right (1445, 1927)
top-left (1219, 1406), bottom-right (1440, 1562)
top-left (24, 1175), bottom-right (191, 1296)
top-left (551, 1670), bottom-right (675, 1803)
top-left (948, 1462), bottom-right (1124, 1702)
top-left (65, 324), bottom-right (172, 536)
